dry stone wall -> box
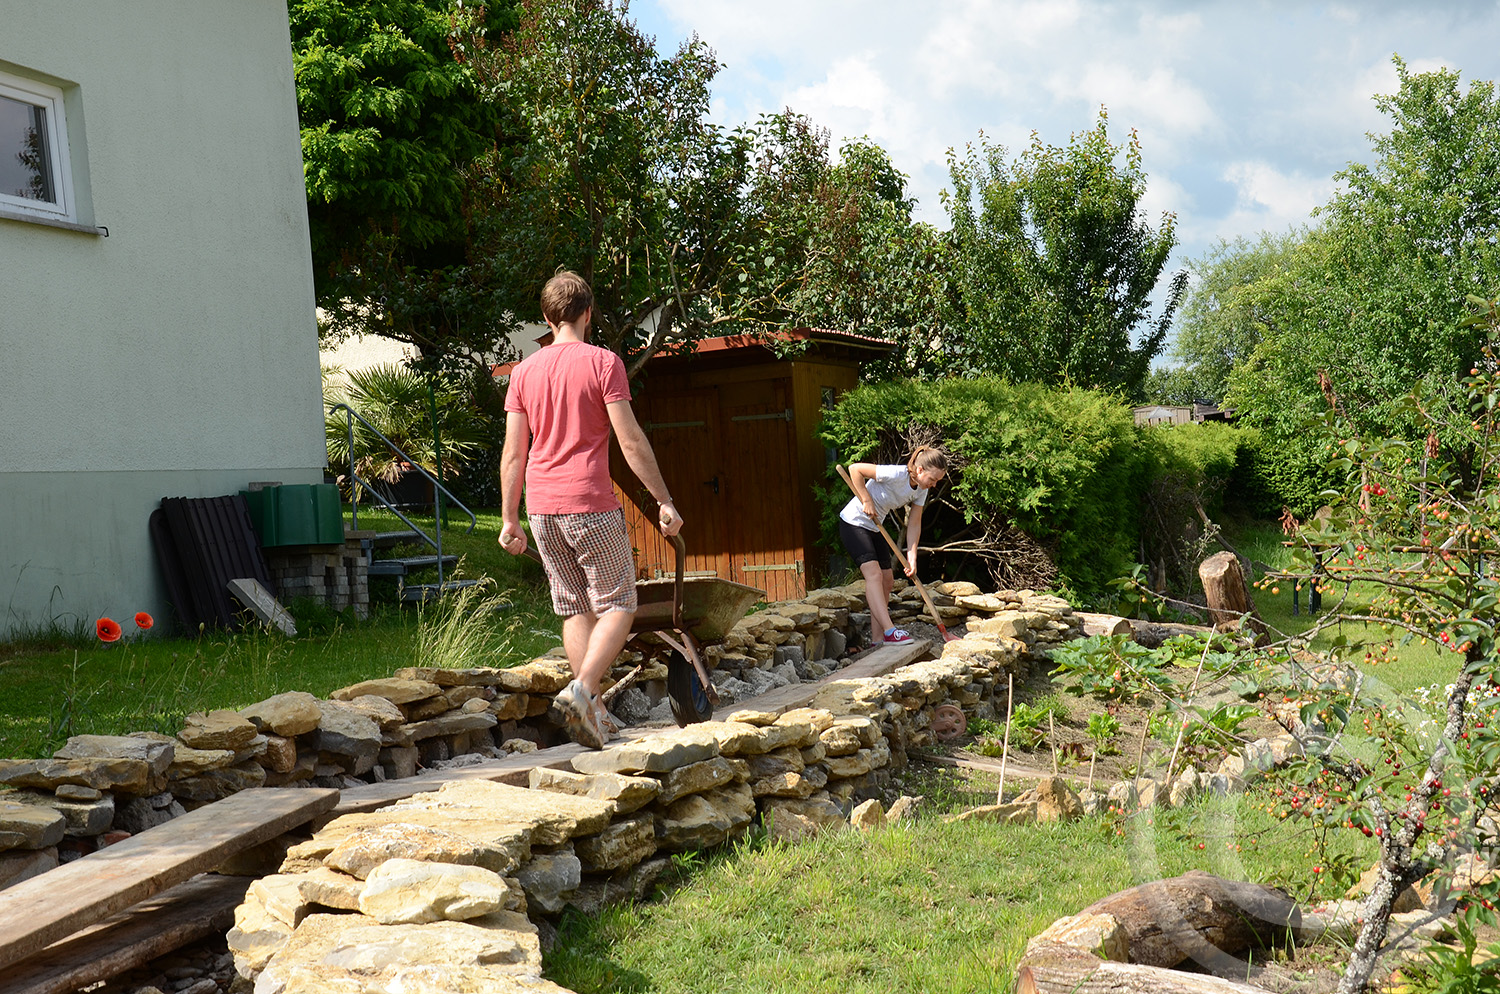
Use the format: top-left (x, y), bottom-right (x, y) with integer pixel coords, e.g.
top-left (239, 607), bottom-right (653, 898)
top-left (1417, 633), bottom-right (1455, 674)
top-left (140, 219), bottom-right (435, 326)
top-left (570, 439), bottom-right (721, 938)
top-left (0, 575), bottom-right (1342, 994)
top-left (0, 578), bottom-right (1094, 994)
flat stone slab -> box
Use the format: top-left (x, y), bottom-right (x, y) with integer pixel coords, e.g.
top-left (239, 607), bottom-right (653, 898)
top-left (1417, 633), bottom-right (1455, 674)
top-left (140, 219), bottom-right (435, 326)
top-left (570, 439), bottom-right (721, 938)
top-left (570, 724), bottom-right (722, 775)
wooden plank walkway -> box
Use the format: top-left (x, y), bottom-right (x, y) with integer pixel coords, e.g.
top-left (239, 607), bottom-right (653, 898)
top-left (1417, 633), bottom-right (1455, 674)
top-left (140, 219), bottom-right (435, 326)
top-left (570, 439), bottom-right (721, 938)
top-left (0, 787), bottom-right (337, 974)
top-left (725, 639), bottom-right (933, 714)
top-left (0, 873), bottom-right (249, 994)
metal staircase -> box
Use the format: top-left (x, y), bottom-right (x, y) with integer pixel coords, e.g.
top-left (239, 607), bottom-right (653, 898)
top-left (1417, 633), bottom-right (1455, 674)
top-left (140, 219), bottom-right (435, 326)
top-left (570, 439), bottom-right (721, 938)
top-left (328, 403), bottom-right (481, 602)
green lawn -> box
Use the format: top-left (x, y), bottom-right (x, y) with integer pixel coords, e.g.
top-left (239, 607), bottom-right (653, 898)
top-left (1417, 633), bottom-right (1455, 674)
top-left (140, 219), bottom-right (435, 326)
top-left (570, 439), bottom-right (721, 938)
top-left (1227, 518), bottom-right (1456, 698)
top-left (546, 786), bottom-right (1369, 994)
top-left (0, 508), bottom-right (560, 759)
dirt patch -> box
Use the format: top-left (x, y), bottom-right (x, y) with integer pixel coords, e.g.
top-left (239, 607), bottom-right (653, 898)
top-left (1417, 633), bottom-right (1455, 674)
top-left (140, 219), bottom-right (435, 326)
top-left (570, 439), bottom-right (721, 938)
top-left (906, 633), bottom-right (1285, 788)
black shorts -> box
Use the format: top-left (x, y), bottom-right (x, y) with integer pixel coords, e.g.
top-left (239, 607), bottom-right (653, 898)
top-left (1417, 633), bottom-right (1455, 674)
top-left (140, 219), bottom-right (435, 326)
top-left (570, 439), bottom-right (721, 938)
top-left (839, 519), bottom-right (891, 571)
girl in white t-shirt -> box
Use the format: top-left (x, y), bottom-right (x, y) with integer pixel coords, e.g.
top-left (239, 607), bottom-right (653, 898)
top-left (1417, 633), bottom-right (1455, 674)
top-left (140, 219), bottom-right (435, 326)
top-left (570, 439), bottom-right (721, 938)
top-left (838, 446), bottom-right (949, 646)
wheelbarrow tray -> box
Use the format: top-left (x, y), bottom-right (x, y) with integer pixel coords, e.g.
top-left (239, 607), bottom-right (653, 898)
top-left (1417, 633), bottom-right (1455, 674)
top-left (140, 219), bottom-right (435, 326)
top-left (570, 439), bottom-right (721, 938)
top-left (629, 576), bottom-right (764, 641)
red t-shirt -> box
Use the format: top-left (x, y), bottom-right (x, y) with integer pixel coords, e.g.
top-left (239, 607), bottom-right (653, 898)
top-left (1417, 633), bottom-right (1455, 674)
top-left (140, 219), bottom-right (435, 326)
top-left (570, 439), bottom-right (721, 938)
top-left (505, 340), bottom-right (631, 514)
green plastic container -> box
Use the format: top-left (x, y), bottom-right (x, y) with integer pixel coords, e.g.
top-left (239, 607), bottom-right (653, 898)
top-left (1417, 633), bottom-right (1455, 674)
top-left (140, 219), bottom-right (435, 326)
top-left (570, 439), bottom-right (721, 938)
top-left (242, 483), bottom-right (344, 547)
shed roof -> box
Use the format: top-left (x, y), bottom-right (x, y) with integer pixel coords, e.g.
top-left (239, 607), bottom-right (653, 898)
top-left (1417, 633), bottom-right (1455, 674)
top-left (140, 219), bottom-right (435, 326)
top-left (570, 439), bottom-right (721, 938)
top-left (492, 326), bottom-right (894, 378)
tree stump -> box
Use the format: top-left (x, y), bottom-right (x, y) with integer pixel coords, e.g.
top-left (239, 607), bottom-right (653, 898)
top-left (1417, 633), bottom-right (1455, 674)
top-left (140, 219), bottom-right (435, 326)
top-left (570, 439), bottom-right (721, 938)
top-left (1015, 948), bottom-right (1275, 994)
top-left (1078, 870), bottom-right (1300, 971)
top-left (1199, 552), bottom-right (1265, 639)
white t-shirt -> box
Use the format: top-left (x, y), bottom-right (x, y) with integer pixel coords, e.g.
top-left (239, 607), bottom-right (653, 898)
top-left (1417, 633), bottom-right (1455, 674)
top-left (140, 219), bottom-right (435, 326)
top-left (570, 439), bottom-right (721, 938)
top-left (839, 464), bottom-right (929, 532)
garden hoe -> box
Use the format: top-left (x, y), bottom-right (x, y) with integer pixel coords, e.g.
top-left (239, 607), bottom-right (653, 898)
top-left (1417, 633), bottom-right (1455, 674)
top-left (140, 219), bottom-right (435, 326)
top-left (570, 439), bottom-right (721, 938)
top-left (835, 464), bottom-right (960, 642)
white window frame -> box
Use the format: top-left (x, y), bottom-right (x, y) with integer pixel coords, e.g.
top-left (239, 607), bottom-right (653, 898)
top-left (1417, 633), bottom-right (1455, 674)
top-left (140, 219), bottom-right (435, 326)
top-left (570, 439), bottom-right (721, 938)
top-left (0, 70), bottom-right (74, 222)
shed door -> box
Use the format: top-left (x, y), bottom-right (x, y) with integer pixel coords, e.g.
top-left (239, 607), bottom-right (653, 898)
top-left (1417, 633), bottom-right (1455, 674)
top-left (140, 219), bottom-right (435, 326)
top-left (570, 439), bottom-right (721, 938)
top-left (630, 388), bottom-right (729, 581)
top-left (720, 378), bottom-right (804, 600)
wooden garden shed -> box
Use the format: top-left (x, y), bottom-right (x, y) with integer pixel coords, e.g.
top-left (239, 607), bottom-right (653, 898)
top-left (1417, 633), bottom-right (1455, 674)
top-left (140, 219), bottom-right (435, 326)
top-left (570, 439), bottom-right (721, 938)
top-left (609, 329), bottom-right (893, 601)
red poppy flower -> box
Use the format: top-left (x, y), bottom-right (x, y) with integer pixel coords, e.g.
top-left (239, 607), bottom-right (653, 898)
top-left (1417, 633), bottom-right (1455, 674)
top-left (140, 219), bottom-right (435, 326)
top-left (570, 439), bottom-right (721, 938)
top-left (134, 612), bottom-right (154, 631)
top-left (96, 617), bottom-right (122, 643)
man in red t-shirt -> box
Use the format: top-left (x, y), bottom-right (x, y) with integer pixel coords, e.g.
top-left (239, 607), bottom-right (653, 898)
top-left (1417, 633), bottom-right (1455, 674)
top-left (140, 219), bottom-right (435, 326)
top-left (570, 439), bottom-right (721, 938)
top-left (499, 271), bottom-right (682, 748)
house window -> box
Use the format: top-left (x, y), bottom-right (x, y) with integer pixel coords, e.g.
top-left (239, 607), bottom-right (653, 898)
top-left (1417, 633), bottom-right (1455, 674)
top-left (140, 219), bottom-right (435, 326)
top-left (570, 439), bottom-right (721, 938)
top-left (0, 71), bottom-right (73, 221)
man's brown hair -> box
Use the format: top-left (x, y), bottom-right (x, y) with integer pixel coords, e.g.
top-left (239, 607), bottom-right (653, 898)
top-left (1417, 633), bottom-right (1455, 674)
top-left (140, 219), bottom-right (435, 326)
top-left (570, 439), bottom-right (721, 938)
top-left (541, 270), bottom-right (593, 326)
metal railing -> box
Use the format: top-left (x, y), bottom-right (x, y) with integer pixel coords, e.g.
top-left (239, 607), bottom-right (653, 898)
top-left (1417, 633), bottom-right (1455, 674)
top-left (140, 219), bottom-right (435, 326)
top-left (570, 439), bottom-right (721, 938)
top-left (328, 402), bottom-right (477, 591)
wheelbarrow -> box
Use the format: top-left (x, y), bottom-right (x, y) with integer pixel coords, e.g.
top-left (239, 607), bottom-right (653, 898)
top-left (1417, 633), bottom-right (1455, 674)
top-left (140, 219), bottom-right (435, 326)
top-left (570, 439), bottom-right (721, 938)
top-left (525, 532), bottom-right (763, 725)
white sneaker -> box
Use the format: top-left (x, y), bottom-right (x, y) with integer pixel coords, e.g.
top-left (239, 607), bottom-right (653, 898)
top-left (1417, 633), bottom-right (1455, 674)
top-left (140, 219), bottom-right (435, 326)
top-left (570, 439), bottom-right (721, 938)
top-left (550, 680), bottom-right (606, 749)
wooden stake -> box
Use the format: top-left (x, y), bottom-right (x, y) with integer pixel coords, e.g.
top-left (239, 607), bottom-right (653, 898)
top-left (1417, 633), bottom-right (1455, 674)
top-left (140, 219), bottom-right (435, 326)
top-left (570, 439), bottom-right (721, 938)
top-left (1133, 719), bottom-right (1151, 783)
top-left (997, 673), bottom-right (1013, 804)
top-left (1049, 712), bottom-right (1058, 775)
top-left (1087, 749), bottom-right (1096, 793)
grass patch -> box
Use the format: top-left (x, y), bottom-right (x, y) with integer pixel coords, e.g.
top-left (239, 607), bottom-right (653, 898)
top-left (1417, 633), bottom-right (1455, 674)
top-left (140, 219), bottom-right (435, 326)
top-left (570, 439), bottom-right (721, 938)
top-left (0, 508), bottom-right (560, 758)
top-left (547, 786), bottom-right (1371, 994)
top-left (1225, 518), bottom-right (1456, 697)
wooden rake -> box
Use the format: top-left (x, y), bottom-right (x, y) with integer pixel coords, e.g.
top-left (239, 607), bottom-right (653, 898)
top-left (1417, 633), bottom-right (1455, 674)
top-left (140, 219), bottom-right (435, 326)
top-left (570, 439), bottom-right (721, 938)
top-left (835, 463), bottom-right (959, 642)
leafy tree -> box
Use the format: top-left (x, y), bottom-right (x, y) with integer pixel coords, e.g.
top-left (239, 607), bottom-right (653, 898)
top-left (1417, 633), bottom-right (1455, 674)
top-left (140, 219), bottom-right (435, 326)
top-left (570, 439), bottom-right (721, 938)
top-left (1227, 59), bottom-right (1500, 490)
top-left (291, 0), bottom-right (522, 365)
top-left (456, 0), bottom-right (769, 376)
top-left (738, 117), bottom-right (956, 380)
top-left (1223, 341), bottom-right (1500, 994)
top-left (1162, 230), bottom-right (1304, 404)
top-left (944, 111), bottom-right (1186, 399)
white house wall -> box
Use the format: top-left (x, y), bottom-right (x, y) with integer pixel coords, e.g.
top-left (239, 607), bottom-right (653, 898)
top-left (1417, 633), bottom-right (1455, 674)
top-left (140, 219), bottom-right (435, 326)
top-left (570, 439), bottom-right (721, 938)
top-left (0, 1), bottom-right (323, 637)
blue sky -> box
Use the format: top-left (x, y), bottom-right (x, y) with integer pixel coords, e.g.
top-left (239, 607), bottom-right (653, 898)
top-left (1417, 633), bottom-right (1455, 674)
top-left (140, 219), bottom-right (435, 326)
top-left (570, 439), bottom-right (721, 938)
top-left (628, 0), bottom-right (1500, 286)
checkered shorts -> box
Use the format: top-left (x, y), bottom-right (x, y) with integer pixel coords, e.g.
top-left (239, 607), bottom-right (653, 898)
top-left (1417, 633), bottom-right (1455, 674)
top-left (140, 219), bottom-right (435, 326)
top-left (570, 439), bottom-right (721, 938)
top-left (531, 509), bottom-right (639, 617)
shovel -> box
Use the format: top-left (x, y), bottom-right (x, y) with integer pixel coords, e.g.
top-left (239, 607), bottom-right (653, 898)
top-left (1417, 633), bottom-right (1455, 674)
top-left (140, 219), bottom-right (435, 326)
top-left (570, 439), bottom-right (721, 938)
top-left (835, 464), bottom-right (960, 642)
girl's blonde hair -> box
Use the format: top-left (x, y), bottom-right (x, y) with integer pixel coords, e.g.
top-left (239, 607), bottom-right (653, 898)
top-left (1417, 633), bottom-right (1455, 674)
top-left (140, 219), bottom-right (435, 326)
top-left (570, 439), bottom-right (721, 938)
top-left (907, 445), bottom-right (949, 475)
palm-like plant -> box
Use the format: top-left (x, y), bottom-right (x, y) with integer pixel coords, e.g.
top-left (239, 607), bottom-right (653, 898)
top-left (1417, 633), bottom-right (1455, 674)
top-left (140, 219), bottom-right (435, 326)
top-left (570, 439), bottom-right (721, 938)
top-left (325, 363), bottom-right (493, 485)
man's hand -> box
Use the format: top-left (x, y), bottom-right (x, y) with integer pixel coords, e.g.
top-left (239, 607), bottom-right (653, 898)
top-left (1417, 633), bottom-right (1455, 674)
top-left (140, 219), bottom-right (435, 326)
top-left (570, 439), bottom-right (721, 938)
top-left (861, 498), bottom-right (878, 521)
top-left (904, 550), bottom-right (918, 577)
top-left (659, 501), bottom-right (683, 537)
top-left (498, 522), bottom-right (528, 556)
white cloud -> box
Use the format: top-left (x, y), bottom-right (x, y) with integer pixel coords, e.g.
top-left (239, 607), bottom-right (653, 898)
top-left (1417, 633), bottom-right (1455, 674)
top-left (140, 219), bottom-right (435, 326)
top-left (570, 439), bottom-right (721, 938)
top-left (1046, 64), bottom-right (1218, 143)
top-left (1209, 161), bottom-right (1333, 242)
top-left (633, 0), bottom-right (1500, 263)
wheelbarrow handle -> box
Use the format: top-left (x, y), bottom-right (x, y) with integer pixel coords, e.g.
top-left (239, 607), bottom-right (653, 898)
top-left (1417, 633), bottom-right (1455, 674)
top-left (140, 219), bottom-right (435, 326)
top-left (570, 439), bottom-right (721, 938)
top-left (669, 531), bottom-right (686, 631)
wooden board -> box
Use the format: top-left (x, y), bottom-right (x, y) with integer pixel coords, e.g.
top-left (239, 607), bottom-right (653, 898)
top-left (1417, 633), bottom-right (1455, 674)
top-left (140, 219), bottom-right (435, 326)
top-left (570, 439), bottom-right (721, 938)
top-left (0, 874), bottom-right (249, 994)
top-left (331, 641), bottom-right (933, 819)
top-left (911, 751), bottom-right (1093, 786)
top-left (0, 787), bottom-right (337, 973)
top-left (325, 740), bottom-right (623, 821)
top-left (727, 639), bottom-right (934, 715)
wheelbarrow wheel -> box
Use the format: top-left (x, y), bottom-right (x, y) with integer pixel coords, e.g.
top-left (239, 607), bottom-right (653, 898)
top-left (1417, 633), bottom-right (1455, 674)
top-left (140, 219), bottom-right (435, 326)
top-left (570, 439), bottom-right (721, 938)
top-left (667, 649), bottom-right (713, 726)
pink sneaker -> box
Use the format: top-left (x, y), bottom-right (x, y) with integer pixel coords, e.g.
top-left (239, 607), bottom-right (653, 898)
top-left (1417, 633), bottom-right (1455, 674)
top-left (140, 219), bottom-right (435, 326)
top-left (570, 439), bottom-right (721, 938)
top-left (883, 628), bottom-right (914, 645)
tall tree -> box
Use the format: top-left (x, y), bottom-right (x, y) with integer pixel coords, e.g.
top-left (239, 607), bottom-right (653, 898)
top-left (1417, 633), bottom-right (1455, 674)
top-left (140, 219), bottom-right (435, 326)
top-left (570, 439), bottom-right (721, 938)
top-left (944, 112), bottom-right (1186, 398)
top-left (291, 0), bottom-right (522, 367)
top-left (735, 115), bottom-right (955, 380)
top-left (457, 0), bottom-right (767, 377)
top-left (1157, 230), bottom-right (1304, 404)
top-left (1227, 59), bottom-right (1500, 463)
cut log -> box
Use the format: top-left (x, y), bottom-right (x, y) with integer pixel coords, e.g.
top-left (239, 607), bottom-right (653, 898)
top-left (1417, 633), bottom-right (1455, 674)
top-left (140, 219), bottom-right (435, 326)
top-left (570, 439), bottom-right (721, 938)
top-left (1015, 947), bottom-right (1275, 994)
top-left (1079, 870), bottom-right (1300, 970)
top-left (1125, 619), bottom-right (1216, 649)
top-left (1077, 612), bottom-right (1132, 637)
top-left (1198, 552), bottom-right (1266, 639)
